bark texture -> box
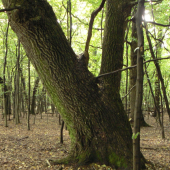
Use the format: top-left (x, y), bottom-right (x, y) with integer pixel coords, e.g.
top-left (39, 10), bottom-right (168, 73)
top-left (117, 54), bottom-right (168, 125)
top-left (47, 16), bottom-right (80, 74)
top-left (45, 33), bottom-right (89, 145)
top-left (100, 0), bottom-right (132, 100)
top-left (2, 0), bottom-right (142, 169)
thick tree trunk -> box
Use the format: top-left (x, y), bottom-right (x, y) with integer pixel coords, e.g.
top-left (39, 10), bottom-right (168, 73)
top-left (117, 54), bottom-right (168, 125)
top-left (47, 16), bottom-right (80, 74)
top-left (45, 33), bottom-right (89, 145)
top-left (2, 0), bottom-right (145, 168)
top-left (100, 0), bottom-right (131, 101)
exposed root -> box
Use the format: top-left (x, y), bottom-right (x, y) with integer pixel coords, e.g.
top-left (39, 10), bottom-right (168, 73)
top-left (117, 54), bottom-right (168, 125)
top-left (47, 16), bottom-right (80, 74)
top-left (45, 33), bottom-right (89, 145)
top-left (47, 154), bottom-right (75, 166)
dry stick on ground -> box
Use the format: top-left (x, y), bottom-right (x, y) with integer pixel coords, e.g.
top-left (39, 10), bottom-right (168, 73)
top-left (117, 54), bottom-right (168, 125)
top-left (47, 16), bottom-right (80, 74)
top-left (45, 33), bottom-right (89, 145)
top-left (144, 22), bottom-right (170, 119)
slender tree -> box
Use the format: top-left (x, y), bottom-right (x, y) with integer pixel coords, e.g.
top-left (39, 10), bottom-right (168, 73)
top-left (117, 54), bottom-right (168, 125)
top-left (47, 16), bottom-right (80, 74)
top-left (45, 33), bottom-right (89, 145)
top-left (154, 29), bottom-right (162, 117)
top-left (27, 58), bottom-right (31, 130)
top-left (15, 40), bottom-right (21, 124)
top-left (130, 12), bottom-right (137, 121)
top-left (3, 22), bottom-right (9, 127)
top-left (133, 0), bottom-right (145, 169)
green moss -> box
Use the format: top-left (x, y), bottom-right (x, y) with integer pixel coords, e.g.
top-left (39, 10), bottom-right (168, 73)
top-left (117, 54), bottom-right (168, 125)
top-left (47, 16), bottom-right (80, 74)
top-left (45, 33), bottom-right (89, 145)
top-left (76, 149), bottom-right (93, 165)
top-left (109, 152), bottom-right (127, 168)
top-left (95, 151), bottom-right (102, 161)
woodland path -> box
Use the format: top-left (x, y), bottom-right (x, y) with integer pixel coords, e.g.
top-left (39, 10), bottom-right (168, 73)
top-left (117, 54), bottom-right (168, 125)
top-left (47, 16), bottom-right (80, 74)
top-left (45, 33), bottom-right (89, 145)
top-left (0, 111), bottom-right (170, 170)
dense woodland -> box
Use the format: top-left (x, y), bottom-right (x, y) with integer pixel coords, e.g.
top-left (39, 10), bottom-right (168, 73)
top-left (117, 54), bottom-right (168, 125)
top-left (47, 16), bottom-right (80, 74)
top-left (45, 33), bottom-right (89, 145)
top-left (0, 0), bottom-right (170, 169)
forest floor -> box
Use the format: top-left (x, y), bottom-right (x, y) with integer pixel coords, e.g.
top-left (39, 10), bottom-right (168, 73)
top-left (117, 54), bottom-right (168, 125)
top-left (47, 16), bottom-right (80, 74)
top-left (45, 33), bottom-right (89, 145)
top-left (0, 111), bottom-right (170, 170)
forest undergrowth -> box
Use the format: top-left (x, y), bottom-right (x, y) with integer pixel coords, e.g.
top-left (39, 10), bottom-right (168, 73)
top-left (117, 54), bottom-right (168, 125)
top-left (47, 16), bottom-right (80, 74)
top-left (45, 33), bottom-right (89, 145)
top-left (0, 110), bottom-right (170, 170)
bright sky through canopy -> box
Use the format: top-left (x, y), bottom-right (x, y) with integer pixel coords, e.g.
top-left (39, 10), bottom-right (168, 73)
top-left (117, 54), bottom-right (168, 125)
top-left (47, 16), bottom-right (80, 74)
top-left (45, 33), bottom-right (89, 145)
top-left (144, 10), bottom-right (153, 21)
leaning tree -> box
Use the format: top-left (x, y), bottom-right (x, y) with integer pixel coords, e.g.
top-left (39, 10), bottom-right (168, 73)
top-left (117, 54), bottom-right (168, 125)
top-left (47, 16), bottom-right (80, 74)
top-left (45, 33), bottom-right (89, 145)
top-left (1, 0), bottom-right (145, 169)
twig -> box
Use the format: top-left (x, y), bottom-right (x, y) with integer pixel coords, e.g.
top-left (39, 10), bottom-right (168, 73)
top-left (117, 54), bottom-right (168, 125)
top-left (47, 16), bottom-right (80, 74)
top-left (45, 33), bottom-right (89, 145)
top-left (46, 159), bottom-right (51, 167)
top-left (143, 20), bottom-right (170, 27)
top-left (122, 84), bottom-right (136, 101)
top-left (96, 56), bottom-right (170, 79)
top-left (62, 1), bottom-right (103, 31)
top-left (17, 136), bottom-right (29, 141)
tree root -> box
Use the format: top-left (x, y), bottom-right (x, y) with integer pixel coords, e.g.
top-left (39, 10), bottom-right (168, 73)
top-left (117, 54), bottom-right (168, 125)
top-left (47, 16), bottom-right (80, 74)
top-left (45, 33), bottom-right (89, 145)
top-left (45, 149), bottom-right (96, 169)
top-left (47, 156), bottom-right (74, 166)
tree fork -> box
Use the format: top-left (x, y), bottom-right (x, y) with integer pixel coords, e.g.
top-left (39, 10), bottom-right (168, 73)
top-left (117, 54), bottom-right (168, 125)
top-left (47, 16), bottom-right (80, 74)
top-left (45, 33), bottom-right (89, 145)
top-left (1, 0), bottom-right (142, 169)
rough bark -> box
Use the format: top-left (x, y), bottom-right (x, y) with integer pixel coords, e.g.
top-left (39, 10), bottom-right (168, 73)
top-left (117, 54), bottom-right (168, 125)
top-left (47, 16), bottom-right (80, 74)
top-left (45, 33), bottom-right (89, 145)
top-left (1, 0), bottom-right (144, 168)
top-left (100, 0), bottom-right (132, 102)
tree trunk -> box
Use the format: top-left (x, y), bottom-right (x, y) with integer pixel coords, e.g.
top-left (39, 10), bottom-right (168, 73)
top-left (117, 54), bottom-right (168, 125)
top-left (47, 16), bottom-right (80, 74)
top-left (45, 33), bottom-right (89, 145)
top-left (31, 77), bottom-right (40, 115)
top-left (60, 120), bottom-right (65, 144)
top-left (133, 1), bottom-right (144, 169)
top-left (15, 39), bottom-right (20, 124)
top-left (7, 67), bottom-right (12, 120)
top-left (0, 77), bottom-right (8, 127)
top-left (2, 0), bottom-right (145, 168)
top-left (154, 29), bottom-right (162, 117)
top-left (130, 17), bottom-right (137, 121)
top-left (3, 22), bottom-right (9, 127)
top-left (27, 58), bottom-right (30, 130)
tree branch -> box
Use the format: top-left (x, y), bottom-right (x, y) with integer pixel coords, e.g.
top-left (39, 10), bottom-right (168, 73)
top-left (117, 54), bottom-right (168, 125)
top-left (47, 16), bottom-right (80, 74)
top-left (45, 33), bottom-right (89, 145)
top-left (85, 0), bottom-right (106, 53)
top-left (0, 7), bottom-right (20, 12)
top-left (62, 1), bottom-right (103, 31)
top-left (96, 56), bottom-right (170, 79)
top-left (144, 21), bottom-right (170, 27)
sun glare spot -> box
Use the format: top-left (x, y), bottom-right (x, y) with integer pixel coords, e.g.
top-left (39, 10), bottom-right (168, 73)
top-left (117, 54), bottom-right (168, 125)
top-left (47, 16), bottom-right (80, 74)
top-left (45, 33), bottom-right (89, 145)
top-left (144, 10), bottom-right (152, 21)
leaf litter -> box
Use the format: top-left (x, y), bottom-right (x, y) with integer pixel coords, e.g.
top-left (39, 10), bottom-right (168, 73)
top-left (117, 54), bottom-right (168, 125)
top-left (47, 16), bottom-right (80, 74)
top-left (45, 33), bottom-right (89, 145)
top-left (0, 111), bottom-right (170, 169)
